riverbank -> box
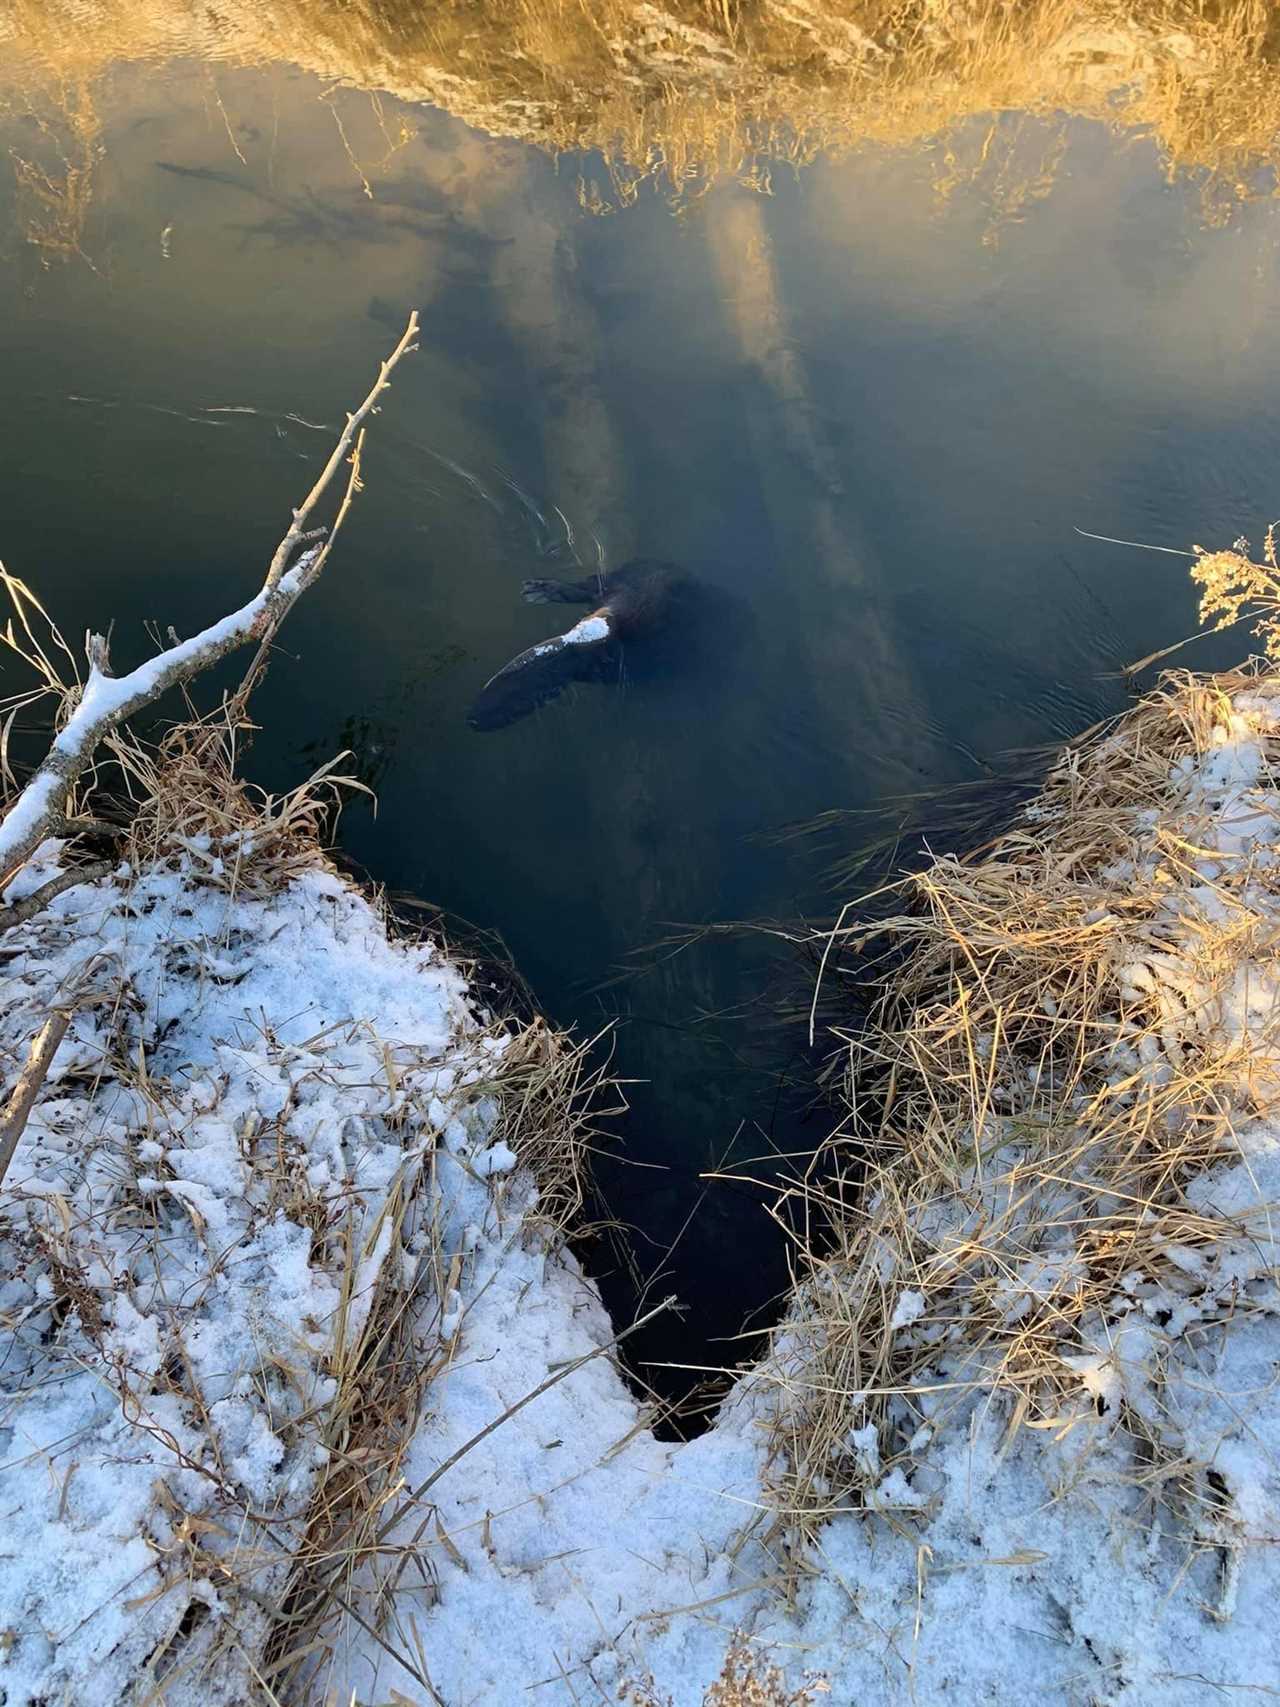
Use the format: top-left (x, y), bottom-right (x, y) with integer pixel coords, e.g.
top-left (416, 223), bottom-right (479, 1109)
top-left (0, 710), bottom-right (599, 1703)
top-left (3, 654), bottom-right (1279, 1703)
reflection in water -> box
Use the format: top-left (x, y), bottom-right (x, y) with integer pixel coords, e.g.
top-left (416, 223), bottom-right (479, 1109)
top-left (0, 6), bottom-right (1279, 1403)
top-left (4, 77), bottom-right (103, 267)
top-left (2, 0), bottom-right (1279, 259)
top-left (488, 177), bottom-right (635, 563)
top-left (706, 192), bottom-right (928, 782)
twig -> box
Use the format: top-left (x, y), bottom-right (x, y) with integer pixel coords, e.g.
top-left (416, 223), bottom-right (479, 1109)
top-left (264, 317), bottom-right (418, 593)
top-left (230, 427), bottom-right (369, 717)
top-left (0, 313), bottom-right (420, 889)
top-left (1123, 613), bottom-right (1252, 677)
top-left (51, 814), bottom-right (125, 839)
top-left (0, 861), bottom-right (112, 933)
top-left (378, 1294), bottom-right (677, 1540)
top-left (1073, 527), bottom-right (1196, 558)
top-left (0, 1010), bottom-right (71, 1186)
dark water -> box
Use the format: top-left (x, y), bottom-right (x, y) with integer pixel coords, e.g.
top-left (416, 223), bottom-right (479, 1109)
top-left (2, 60), bottom-right (1279, 1409)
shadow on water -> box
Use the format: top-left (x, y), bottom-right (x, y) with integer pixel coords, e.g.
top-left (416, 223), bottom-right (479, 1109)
top-left (1, 0), bottom-right (1279, 1423)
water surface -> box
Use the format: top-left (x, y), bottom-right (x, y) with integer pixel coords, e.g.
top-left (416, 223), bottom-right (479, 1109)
top-left (2, 31), bottom-right (1279, 1404)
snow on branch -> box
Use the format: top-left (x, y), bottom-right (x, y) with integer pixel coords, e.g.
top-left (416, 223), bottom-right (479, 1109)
top-left (0, 311), bottom-right (420, 889)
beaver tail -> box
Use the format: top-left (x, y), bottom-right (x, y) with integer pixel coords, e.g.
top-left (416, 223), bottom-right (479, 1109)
top-left (467, 609), bottom-right (618, 731)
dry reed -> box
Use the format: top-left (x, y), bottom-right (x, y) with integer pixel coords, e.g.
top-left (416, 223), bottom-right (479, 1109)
top-left (756, 662), bottom-right (1280, 1582)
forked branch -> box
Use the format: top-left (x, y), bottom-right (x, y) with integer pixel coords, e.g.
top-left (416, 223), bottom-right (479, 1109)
top-left (0, 1010), bottom-right (71, 1186)
top-left (0, 312), bottom-right (419, 891)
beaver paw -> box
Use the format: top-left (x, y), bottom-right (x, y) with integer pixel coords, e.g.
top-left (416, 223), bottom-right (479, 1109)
top-left (521, 579), bottom-right (564, 604)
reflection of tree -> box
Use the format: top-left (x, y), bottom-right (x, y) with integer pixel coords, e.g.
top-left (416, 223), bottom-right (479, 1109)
top-left (706, 191), bottom-right (929, 786)
top-left (6, 78), bottom-right (102, 267)
top-left (489, 160), bottom-right (634, 563)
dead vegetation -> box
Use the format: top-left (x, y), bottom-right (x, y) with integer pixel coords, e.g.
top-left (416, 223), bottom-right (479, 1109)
top-left (1193, 522), bottom-right (1280, 664)
top-left (256, 1014), bottom-right (616, 1701)
top-left (622, 1630), bottom-right (830, 1704)
top-left (0, 705), bottom-right (609, 1699)
top-left (0, 308), bottom-right (419, 889)
top-left (754, 659), bottom-right (1280, 1581)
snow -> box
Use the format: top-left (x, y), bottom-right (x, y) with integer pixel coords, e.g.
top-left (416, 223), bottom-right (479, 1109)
top-left (5, 680), bottom-right (1280, 1704)
top-left (470, 1138), bottom-right (518, 1175)
top-left (513, 611), bottom-right (612, 666)
top-left (0, 828), bottom-right (502, 1705)
top-left (0, 552), bottom-right (314, 875)
top-left (0, 771), bottom-right (68, 875)
top-left (565, 613), bottom-right (611, 644)
top-left (476, 606), bottom-right (614, 697)
top-left (888, 1287), bottom-right (926, 1331)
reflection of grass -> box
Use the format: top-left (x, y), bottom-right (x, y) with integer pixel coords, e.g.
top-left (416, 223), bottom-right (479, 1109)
top-left (5, 78), bottom-right (102, 267)
top-left (1, 0), bottom-right (1278, 225)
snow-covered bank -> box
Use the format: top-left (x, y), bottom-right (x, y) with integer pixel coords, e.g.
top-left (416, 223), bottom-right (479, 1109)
top-left (4, 671), bottom-right (1280, 1706)
top-left (0, 768), bottom-right (578, 1706)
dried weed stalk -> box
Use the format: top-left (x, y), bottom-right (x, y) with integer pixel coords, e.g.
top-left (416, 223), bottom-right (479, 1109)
top-left (260, 1009), bottom-right (611, 1700)
top-left (1193, 522), bottom-right (1280, 662)
top-left (760, 665), bottom-right (1280, 1575)
top-left (621, 1630), bottom-right (829, 1705)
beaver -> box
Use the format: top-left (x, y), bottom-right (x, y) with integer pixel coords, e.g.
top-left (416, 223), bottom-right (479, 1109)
top-left (468, 559), bottom-right (686, 732)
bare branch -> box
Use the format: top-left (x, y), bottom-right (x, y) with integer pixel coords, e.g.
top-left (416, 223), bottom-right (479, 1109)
top-left (0, 312), bottom-right (419, 889)
top-left (229, 429), bottom-right (369, 719)
top-left (50, 814), bottom-right (125, 840)
top-left (0, 1011), bottom-right (71, 1188)
top-left (0, 860), bottom-right (112, 934)
top-left (264, 316), bottom-right (419, 593)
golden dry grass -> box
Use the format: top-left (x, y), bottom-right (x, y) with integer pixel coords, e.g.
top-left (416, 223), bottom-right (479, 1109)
top-left (1193, 522), bottom-right (1280, 663)
top-left (757, 660), bottom-right (1280, 1576)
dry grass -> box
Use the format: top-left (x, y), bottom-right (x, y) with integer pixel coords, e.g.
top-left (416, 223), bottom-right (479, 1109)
top-left (1193, 522), bottom-right (1280, 663)
top-left (258, 1014), bottom-right (614, 1701)
top-left (622, 1629), bottom-right (830, 1704)
top-left (2, 728), bottom-right (607, 1699)
top-left (756, 662), bottom-right (1280, 1575)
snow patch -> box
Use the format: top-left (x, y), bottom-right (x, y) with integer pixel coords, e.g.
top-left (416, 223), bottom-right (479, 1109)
top-left (564, 612), bottom-right (611, 644)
